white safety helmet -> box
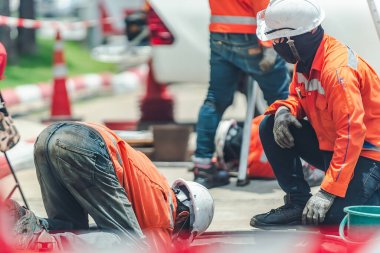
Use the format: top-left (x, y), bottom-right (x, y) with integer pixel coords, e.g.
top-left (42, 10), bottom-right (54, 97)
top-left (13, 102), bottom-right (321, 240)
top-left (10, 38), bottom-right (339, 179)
top-left (215, 119), bottom-right (238, 169)
top-left (256, 0), bottom-right (325, 41)
top-left (172, 178), bottom-right (214, 241)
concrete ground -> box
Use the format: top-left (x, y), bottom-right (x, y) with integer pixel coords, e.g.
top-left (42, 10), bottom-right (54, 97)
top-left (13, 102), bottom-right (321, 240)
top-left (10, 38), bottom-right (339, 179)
top-left (0, 82), bottom-right (331, 251)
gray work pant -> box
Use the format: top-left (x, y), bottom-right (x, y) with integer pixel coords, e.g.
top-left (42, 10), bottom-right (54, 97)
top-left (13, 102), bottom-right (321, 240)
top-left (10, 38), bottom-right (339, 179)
top-left (34, 122), bottom-right (147, 251)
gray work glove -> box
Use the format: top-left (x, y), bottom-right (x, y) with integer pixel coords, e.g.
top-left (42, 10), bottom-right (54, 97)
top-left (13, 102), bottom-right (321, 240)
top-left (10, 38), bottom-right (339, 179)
top-left (302, 189), bottom-right (336, 225)
top-left (259, 47), bottom-right (277, 73)
top-left (273, 107), bottom-right (302, 149)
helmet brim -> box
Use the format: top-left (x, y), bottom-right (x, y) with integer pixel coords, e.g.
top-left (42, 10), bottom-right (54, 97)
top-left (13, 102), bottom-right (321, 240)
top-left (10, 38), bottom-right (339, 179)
top-left (256, 6), bottom-right (325, 41)
top-left (172, 178), bottom-right (214, 237)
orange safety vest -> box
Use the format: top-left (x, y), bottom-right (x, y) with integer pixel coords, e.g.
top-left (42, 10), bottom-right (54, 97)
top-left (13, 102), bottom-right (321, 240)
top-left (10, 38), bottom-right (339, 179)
top-left (266, 34), bottom-right (380, 197)
top-left (83, 122), bottom-right (177, 252)
top-left (209, 0), bottom-right (269, 34)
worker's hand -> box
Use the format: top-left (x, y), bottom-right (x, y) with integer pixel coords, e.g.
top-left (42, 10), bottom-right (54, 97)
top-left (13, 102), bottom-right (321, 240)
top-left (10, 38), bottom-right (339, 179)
top-left (0, 112), bottom-right (20, 152)
top-left (302, 189), bottom-right (335, 225)
top-left (273, 107), bottom-right (302, 149)
top-left (259, 47), bottom-right (277, 73)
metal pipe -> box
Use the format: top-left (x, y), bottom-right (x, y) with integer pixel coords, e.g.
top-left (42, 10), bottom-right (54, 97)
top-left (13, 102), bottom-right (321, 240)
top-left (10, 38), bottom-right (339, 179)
top-left (367, 0), bottom-right (380, 41)
top-left (4, 152), bottom-right (29, 209)
top-left (237, 77), bottom-right (258, 186)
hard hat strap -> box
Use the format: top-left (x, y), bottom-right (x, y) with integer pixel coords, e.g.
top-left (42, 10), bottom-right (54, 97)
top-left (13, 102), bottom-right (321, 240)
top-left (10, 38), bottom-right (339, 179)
top-left (286, 37), bottom-right (302, 62)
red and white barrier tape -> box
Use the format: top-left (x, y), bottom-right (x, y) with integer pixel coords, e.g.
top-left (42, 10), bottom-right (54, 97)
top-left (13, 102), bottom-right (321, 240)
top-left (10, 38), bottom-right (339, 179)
top-left (1, 64), bottom-right (148, 108)
top-left (0, 140), bottom-right (35, 179)
top-left (0, 15), bottom-right (118, 30)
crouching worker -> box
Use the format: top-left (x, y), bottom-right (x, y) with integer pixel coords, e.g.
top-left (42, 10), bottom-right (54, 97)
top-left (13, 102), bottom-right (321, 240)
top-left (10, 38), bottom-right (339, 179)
top-left (5, 121), bottom-right (214, 252)
top-left (250, 0), bottom-right (380, 228)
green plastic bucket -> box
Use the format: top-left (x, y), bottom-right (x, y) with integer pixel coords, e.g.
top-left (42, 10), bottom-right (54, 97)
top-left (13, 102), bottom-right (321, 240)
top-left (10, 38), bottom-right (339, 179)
top-left (339, 206), bottom-right (380, 243)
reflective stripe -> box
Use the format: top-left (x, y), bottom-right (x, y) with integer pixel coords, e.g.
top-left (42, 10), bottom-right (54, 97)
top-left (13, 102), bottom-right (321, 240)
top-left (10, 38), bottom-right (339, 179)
top-left (259, 152), bottom-right (268, 163)
top-left (53, 64), bottom-right (67, 78)
top-left (54, 41), bottom-right (64, 51)
top-left (347, 47), bottom-right (358, 70)
top-left (363, 140), bottom-right (380, 152)
top-left (297, 73), bottom-right (325, 95)
top-left (210, 15), bottom-right (257, 25)
top-left (167, 191), bottom-right (175, 227)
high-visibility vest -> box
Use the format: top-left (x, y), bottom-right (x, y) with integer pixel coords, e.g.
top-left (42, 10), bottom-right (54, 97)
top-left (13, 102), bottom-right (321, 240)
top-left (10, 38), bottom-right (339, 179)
top-left (209, 0), bottom-right (269, 34)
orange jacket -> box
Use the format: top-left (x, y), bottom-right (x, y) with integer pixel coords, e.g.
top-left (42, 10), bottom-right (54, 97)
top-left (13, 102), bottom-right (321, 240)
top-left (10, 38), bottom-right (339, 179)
top-left (209, 0), bottom-right (268, 34)
top-left (83, 122), bottom-right (177, 252)
top-left (247, 115), bottom-right (275, 179)
top-left (266, 34), bottom-right (380, 197)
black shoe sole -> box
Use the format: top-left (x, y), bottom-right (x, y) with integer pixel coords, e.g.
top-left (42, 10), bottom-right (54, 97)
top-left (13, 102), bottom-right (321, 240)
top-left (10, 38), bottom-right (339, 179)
top-left (250, 218), bottom-right (302, 230)
top-left (194, 177), bottom-right (230, 189)
top-left (209, 179), bottom-right (230, 189)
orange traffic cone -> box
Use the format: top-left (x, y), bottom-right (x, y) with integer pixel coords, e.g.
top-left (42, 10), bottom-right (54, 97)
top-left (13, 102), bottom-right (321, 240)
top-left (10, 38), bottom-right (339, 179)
top-left (44, 30), bottom-right (78, 122)
top-left (139, 60), bottom-right (174, 124)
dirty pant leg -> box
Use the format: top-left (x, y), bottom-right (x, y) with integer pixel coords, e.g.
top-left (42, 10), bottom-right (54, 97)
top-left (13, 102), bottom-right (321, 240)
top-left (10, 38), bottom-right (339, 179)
top-left (259, 115), bottom-right (326, 206)
top-left (35, 122), bottom-right (88, 230)
top-left (195, 45), bottom-right (240, 159)
top-left (324, 157), bottom-right (380, 225)
top-left (35, 123), bottom-right (145, 244)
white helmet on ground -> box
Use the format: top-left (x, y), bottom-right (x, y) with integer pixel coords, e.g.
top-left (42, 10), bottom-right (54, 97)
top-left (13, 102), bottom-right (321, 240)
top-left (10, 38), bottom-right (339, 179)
top-left (172, 179), bottom-right (214, 241)
top-left (215, 119), bottom-right (238, 167)
top-left (257, 0), bottom-right (325, 41)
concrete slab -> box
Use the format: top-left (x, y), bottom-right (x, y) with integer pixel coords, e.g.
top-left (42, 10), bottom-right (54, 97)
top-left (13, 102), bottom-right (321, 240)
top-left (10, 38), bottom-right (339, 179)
top-left (1, 164), bottom-right (319, 232)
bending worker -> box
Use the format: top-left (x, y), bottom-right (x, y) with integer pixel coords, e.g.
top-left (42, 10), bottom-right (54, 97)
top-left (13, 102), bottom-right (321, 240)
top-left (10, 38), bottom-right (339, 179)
top-left (193, 0), bottom-right (290, 189)
top-left (250, 0), bottom-right (380, 228)
top-left (6, 121), bottom-right (214, 252)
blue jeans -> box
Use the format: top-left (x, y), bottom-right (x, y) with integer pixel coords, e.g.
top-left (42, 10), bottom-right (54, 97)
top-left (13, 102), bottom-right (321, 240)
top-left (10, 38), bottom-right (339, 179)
top-left (34, 122), bottom-right (147, 250)
top-left (259, 115), bottom-right (380, 224)
top-left (195, 32), bottom-right (290, 159)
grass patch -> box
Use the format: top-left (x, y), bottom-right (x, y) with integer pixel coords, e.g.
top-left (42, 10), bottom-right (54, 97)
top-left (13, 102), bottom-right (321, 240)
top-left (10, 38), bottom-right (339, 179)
top-left (2, 38), bottom-right (116, 88)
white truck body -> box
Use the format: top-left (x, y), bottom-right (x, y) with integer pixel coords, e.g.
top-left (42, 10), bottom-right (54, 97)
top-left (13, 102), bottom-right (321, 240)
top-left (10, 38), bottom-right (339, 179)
top-left (149, 0), bottom-right (380, 85)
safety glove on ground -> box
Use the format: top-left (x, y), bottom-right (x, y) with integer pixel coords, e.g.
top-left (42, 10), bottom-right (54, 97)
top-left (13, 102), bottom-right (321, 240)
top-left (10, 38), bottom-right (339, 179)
top-left (0, 112), bottom-right (20, 152)
top-left (259, 47), bottom-right (277, 73)
top-left (273, 107), bottom-right (302, 149)
top-left (0, 92), bottom-right (20, 152)
top-left (302, 189), bottom-right (336, 225)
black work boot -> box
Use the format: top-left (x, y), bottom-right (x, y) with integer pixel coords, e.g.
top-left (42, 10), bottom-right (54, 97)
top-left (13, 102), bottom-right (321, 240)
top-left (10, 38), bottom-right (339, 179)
top-left (250, 195), bottom-right (304, 228)
top-left (194, 163), bottom-right (230, 189)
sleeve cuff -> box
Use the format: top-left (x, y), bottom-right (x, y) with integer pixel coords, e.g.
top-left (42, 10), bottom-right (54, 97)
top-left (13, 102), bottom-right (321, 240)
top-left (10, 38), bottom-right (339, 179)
top-left (321, 179), bottom-right (349, 198)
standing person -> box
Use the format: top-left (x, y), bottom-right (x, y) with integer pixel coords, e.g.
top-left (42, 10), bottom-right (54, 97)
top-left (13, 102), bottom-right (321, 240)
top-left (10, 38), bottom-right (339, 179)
top-left (250, 0), bottom-right (380, 228)
top-left (193, 0), bottom-right (291, 189)
top-left (5, 121), bottom-right (214, 252)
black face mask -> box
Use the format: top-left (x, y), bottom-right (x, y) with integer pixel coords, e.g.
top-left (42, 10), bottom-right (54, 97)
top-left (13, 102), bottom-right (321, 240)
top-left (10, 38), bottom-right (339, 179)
top-left (273, 39), bottom-right (298, 64)
top-left (273, 26), bottom-right (324, 73)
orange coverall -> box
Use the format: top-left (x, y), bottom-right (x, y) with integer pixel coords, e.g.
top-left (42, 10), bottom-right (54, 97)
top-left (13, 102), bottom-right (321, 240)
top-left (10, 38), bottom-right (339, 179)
top-left (247, 115), bottom-right (275, 179)
top-left (266, 34), bottom-right (380, 197)
top-left (84, 122), bottom-right (178, 252)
